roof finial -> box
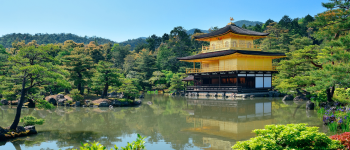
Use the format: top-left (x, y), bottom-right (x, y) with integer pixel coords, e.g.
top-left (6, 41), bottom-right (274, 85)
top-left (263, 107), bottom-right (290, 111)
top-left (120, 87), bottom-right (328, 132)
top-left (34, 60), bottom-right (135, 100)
top-left (228, 17), bottom-right (235, 25)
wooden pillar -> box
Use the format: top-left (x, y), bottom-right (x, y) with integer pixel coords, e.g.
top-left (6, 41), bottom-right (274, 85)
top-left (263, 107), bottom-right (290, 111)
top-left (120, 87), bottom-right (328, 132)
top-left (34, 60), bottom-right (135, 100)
top-left (236, 72), bottom-right (238, 92)
top-left (219, 75), bottom-right (221, 87)
top-left (193, 62), bottom-right (195, 69)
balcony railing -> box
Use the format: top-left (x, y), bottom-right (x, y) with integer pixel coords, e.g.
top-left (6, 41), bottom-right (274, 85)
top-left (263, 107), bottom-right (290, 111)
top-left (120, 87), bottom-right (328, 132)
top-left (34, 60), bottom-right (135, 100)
top-left (186, 65), bottom-right (277, 74)
top-left (202, 42), bottom-right (260, 53)
top-left (187, 86), bottom-right (242, 92)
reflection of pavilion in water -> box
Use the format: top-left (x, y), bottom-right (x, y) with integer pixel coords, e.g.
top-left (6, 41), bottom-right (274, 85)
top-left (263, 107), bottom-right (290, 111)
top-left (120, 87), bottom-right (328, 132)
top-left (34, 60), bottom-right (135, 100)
top-left (183, 99), bottom-right (274, 150)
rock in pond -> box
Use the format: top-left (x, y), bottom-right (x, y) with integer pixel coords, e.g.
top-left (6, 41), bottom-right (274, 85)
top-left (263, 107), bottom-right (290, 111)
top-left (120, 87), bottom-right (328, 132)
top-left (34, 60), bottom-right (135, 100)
top-left (0, 127), bottom-right (8, 134)
top-left (274, 91), bottom-right (281, 97)
top-left (57, 99), bottom-right (67, 106)
top-left (47, 97), bottom-right (57, 105)
top-left (282, 95), bottom-right (294, 101)
top-left (0, 133), bottom-right (5, 141)
top-left (111, 100), bottom-right (121, 106)
top-left (16, 126), bottom-right (26, 133)
top-left (75, 101), bottom-right (81, 107)
top-left (24, 126), bottom-right (37, 134)
top-left (1, 99), bottom-right (8, 105)
top-left (56, 94), bottom-right (65, 100)
top-left (133, 100), bottom-right (142, 105)
top-left (99, 102), bottom-right (109, 107)
top-left (306, 101), bottom-right (315, 110)
top-left (294, 95), bottom-right (309, 101)
top-left (147, 101), bottom-right (153, 105)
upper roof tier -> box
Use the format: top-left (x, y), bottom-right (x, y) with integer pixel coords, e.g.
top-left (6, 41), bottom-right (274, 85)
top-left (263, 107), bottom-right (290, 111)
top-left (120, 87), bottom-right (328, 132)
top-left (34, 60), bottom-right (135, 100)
top-left (194, 23), bottom-right (269, 39)
top-left (177, 50), bottom-right (286, 61)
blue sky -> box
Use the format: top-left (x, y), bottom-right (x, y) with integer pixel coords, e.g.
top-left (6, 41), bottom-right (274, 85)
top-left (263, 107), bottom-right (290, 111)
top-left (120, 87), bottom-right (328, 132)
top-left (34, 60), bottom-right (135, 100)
top-left (0, 0), bottom-right (328, 42)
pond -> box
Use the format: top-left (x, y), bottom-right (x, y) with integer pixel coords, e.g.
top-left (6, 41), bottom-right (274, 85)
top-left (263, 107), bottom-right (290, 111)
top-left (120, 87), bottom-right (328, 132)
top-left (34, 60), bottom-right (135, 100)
top-left (0, 95), bottom-right (324, 150)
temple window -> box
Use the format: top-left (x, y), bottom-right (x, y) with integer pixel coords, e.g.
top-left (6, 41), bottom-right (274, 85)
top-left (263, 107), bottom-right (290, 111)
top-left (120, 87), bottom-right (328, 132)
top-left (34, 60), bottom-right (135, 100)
top-left (211, 78), bottom-right (219, 84)
top-left (212, 44), bottom-right (215, 49)
top-left (225, 41), bottom-right (229, 47)
top-left (247, 42), bottom-right (251, 48)
top-left (239, 40), bottom-right (245, 47)
top-left (232, 41), bottom-right (236, 47)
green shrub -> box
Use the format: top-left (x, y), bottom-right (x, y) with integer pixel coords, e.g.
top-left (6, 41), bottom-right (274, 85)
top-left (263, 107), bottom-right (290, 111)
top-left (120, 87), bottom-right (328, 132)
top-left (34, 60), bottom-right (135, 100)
top-left (65, 100), bottom-right (73, 104)
top-left (36, 99), bottom-right (55, 109)
top-left (74, 134), bottom-right (146, 150)
top-left (232, 123), bottom-right (343, 150)
top-left (334, 88), bottom-right (350, 104)
top-left (20, 116), bottom-right (45, 126)
top-left (71, 89), bottom-right (84, 103)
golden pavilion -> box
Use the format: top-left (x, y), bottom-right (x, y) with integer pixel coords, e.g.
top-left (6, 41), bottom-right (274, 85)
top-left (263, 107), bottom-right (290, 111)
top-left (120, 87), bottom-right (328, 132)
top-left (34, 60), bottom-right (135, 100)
top-left (178, 21), bottom-right (286, 94)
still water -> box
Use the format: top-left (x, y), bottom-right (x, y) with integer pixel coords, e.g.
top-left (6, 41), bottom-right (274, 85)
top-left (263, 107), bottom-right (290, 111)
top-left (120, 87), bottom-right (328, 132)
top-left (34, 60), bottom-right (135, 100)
top-left (0, 95), bottom-right (323, 150)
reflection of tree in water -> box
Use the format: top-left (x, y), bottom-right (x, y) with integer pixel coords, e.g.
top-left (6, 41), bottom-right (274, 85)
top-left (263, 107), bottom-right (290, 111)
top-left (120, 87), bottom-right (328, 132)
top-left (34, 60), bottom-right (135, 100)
top-left (272, 101), bottom-right (320, 126)
top-left (0, 95), bottom-right (216, 150)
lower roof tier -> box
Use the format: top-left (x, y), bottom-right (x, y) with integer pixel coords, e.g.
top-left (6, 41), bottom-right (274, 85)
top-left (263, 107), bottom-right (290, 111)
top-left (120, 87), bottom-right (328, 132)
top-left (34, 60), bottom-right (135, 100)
top-left (177, 50), bottom-right (286, 62)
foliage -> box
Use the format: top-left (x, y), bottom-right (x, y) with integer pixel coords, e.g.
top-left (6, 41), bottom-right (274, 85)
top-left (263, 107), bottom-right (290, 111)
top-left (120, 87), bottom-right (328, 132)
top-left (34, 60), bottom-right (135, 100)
top-left (330, 132), bottom-right (350, 149)
top-left (0, 33), bottom-right (116, 48)
top-left (169, 73), bottom-right (185, 91)
top-left (70, 89), bottom-right (84, 103)
top-left (93, 61), bottom-right (122, 97)
top-left (149, 71), bottom-right (166, 91)
top-left (36, 100), bottom-right (55, 110)
top-left (232, 123), bottom-right (343, 150)
top-left (74, 134), bottom-right (146, 150)
top-left (3, 43), bottom-right (70, 130)
top-left (63, 49), bottom-right (94, 95)
top-left (118, 78), bottom-right (139, 99)
top-left (66, 100), bottom-right (73, 104)
top-left (111, 44), bottom-right (130, 68)
top-left (334, 88), bottom-right (350, 104)
top-left (20, 116), bottom-right (45, 126)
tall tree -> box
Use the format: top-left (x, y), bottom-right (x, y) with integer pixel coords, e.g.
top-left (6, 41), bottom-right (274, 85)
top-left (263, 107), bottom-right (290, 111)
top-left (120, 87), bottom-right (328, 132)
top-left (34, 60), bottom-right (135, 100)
top-left (93, 61), bottom-right (121, 98)
top-left (274, 0), bottom-right (350, 102)
top-left (278, 15), bottom-right (293, 29)
top-left (63, 51), bottom-right (94, 95)
top-left (262, 19), bottom-right (275, 30)
top-left (5, 45), bottom-right (69, 130)
top-left (161, 33), bottom-right (169, 43)
top-left (309, 0), bottom-right (350, 40)
top-left (146, 34), bottom-right (161, 52)
top-left (111, 44), bottom-right (131, 68)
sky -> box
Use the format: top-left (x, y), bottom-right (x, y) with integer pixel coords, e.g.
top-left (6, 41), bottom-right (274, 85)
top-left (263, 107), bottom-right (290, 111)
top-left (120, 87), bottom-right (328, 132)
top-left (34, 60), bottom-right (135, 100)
top-left (0, 0), bottom-right (329, 42)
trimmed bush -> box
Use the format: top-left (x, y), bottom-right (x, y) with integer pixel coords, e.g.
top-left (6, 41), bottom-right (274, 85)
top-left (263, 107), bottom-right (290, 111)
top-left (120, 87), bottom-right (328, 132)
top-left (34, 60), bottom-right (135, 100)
top-left (20, 116), bottom-right (44, 126)
top-left (232, 123), bottom-right (343, 150)
top-left (74, 134), bottom-right (146, 150)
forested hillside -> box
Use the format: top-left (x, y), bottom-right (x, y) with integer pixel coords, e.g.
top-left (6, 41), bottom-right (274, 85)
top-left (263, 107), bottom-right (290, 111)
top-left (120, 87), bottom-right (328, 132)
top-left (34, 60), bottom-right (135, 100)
top-left (234, 20), bottom-right (263, 27)
top-left (0, 33), bottom-right (116, 48)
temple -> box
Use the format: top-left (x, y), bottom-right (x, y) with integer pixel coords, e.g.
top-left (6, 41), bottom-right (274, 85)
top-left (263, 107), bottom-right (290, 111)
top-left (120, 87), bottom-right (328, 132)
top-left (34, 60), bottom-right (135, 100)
top-left (178, 21), bottom-right (286, 95)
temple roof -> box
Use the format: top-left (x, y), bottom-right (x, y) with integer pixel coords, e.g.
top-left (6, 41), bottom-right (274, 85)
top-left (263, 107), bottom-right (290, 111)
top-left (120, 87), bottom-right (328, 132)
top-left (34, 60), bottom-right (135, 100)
top-left (177, 50), bottom-right (286, 60)
top-left (194, 24), bottom-right (269, 39)
top-left (182, 75), bottom-right (194, 81)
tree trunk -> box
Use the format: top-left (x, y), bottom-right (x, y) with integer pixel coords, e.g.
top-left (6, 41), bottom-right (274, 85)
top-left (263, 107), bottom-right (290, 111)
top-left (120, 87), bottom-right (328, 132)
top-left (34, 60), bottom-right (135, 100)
top-left (10, 77), bottom-right (26, 130)
top-left (64, 89), bottom-right (70, 94)
top-left (77, 73), bottom-right (84, 95)
top-left (326, 86), bottom-right (335, 102)
top-left (102, 83), bottom-right (108, 98)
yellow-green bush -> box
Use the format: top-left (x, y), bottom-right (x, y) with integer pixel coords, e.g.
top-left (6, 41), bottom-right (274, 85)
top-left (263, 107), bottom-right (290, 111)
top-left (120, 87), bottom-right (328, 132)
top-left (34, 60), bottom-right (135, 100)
top-left (334, 88), bottom-right (350, 104)
top-left (73, 134), bottom-right (146, 150)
